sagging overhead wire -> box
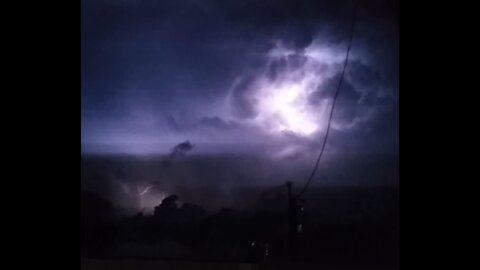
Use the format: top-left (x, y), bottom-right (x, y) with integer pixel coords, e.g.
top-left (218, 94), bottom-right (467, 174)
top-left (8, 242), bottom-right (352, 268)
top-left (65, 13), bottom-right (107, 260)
top-left (296, 0), bottom-right (359, 199)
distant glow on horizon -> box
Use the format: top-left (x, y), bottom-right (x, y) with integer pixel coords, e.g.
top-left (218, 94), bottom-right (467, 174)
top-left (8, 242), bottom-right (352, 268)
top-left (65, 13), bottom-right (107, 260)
top-left (118, 183), bottom-right (167, 214)
top-left (139, 191), bottom-right (166, 214)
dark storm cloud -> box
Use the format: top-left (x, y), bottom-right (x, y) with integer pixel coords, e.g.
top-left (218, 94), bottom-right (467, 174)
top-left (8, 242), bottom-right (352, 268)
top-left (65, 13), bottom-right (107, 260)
top-left (165, 115), bottom-right (243, 133)
top-left (165, 115), bottom-right (184, 133)
top-left (229, 76), bottom-right (259, 119)
top-left (199, 116), bottom-right (241, 131)
top-left (82, 0), bottom-right (398, 160)
top-left (82, 146), bottom-right (398, 213)
top-left (266, 52), bottom-right (310, 81)
top-left (81, 0), bottom-right (398, 215)
top-left (308, 74), bottom-right (359, 105)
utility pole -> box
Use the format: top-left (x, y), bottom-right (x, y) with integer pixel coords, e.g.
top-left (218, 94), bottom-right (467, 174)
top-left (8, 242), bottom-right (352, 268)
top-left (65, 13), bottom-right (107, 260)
top-left (286, 181), bottom-right (298, 262)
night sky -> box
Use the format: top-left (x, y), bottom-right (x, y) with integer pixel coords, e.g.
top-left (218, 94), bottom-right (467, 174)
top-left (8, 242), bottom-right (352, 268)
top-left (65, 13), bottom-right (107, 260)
top-left (81, 0), bottom-right (398, 210)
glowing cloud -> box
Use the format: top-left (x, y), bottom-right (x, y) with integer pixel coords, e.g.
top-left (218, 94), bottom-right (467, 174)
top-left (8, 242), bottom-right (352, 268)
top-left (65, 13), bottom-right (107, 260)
top-left (255, 80), bottom-right (319, 135)
top-left (244, 41), bottom-right (345, 137)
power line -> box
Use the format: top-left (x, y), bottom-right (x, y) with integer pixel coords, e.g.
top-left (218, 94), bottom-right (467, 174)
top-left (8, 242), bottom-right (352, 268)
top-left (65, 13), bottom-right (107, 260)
top-left (296, 1), bottom-right (359, 198)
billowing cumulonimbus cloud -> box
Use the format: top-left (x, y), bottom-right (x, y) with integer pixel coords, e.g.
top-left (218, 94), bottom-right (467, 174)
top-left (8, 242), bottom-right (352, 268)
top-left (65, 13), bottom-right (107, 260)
top-left (227, 40), bottom-right (370, 133)
top-left (82, 0), bottom-right (397, 157)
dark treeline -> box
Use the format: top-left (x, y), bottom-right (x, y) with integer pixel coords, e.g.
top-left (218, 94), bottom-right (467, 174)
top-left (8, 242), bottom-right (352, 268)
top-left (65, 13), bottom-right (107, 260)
top-left (81, 187), bottom-right (398, 266)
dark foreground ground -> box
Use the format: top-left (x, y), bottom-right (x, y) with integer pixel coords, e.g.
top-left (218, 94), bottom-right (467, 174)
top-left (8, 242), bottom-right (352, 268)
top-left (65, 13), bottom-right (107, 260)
top-left (82, 154), bottom-right (398, 267)
top-left (82, 258), bottom-right (399, 270)
top-left (82, 186), bottom-right (398, 265)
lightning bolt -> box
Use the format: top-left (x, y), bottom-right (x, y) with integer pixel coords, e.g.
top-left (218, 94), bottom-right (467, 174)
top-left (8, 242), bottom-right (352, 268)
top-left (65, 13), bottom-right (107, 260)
top-left (138, 185), bottom-right (154, 196)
